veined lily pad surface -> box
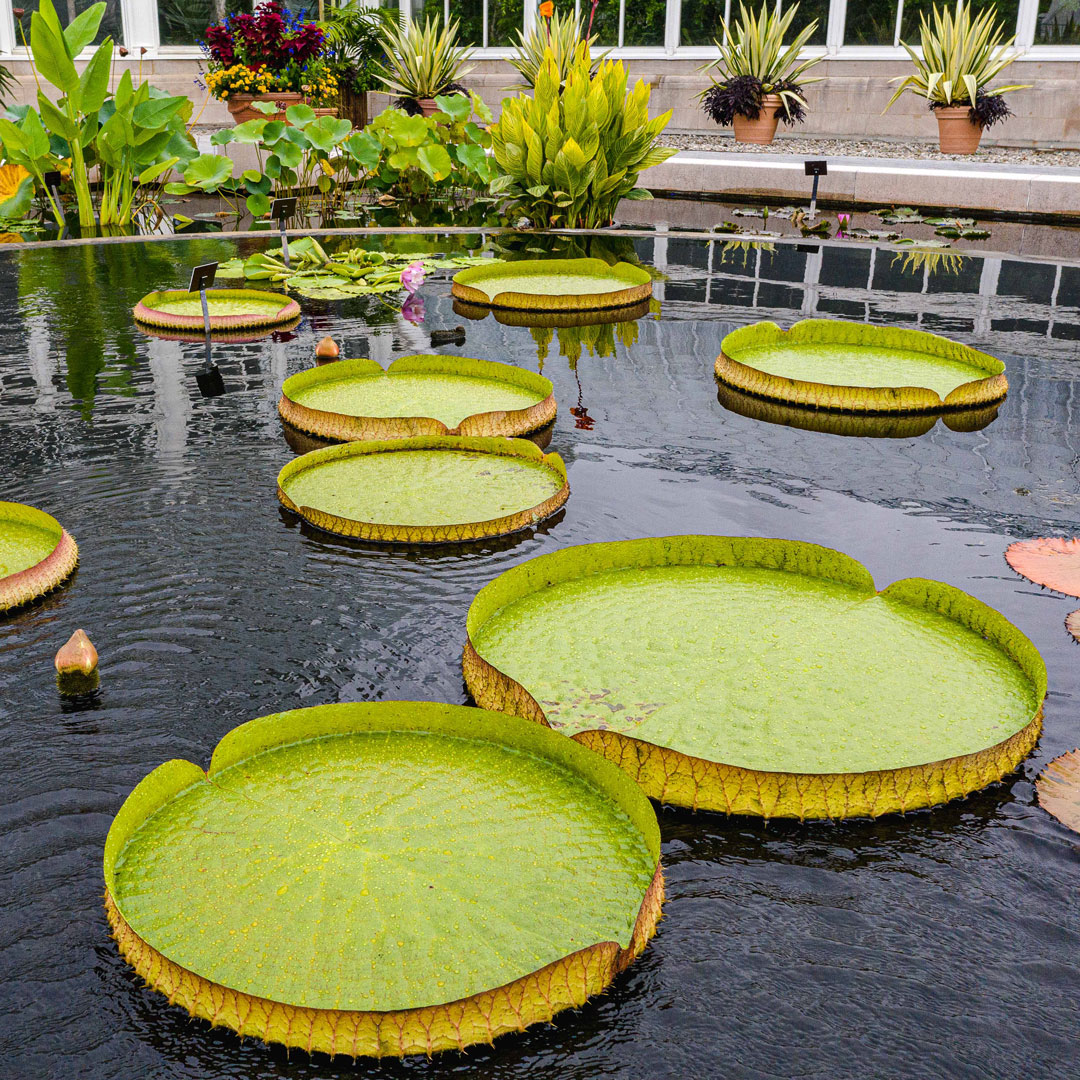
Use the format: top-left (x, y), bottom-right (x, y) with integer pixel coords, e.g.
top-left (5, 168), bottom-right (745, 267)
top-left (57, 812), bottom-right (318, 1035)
top-left (451, 258), bottom-right (652, 312)
top-left (133, 289), bottom-right (301, 332)
top-left (104, 702), bottom-right (663, 1057)
top-left (0, 500), bottom-right (78, 613)
top-left (717, 320), bottom-right (1007, 413)
top-left (464, 536), bottom-right (1045, 819)
top-left (279, 355), bottom-right (556, 442)
top-left (277, 436), bottom-right (568, 543)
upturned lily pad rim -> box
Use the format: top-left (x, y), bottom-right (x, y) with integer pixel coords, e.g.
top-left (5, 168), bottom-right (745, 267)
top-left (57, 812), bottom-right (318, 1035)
top-left (0, 500), bottom-right (79, 614)
top-left (277, 435), bottom-right (569, 544)
top-left (104, 701), bottom-right (662, 1058)
top-left (451, 259), bottom-right (652, 312)
top-left (716, 319), bottom-right (1008, 415)
top-left (453, 297), bottom-right (653, 329)
top-left (464, 535), bottom-right (1046, 819)
top-left (137, 315), bottom-right (301, 344)
top-left (278, 355), bottom-right (556, 442)
top-left (133, 288), bottom-right (302, 332)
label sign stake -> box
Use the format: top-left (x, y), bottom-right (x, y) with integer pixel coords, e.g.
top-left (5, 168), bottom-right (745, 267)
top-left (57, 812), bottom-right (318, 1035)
top-left (804, 160), bottom-right (827, 217)
top-left (188, 261), bottom-right (218, 368)
top-left (271, 197), bottom-right (297, 269)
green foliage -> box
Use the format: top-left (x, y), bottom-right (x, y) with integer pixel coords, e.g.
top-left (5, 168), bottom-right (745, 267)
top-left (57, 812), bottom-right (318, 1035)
top-left (489, 46), bottom-right (675, 229)
top-left (699, 2), bottom-right (823, 116)
top-left (886, 2), bottom-right (1030, 108)
top-left (346, 94), bottom-right (494, 201)
top-left (508, 8), bottom-right (605, 91)
top-left (374, 15), bottom-right (474, 101)
top-left (319, 1), bottom-right (397, 95)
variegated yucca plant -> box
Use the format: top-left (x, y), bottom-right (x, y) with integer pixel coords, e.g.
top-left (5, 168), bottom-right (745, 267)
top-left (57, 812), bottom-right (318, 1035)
top-left (489, 45), bottom-right (675, 229)
top-left (885, 2), bottom-right (1029, 127)
top-left (374, 15), bottom-right (473, 102)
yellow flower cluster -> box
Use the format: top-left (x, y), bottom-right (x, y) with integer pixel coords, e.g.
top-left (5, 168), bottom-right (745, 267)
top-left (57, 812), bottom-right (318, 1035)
top-left (302, 71), bottom-right (339, 107)
top-left (205, 64), bottom-right (278, 101)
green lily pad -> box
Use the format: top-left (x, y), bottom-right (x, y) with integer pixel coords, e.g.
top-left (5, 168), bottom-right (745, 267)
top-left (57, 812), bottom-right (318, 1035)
top-left (104, 701), bottom-right (662, 1056)
top-left (279, 355), bottom-right (556, 441)
top-left (717, 319), bottom-right (1007, 412)
top-left (134, 289), bottom-right (300, 332)
top-left (0, 500), bottom-right (78, 613)
top-left (277, 436), bottom-right (568, 543)
top-left (451, 258), bottom-right (652, 312)
top-left (464, 536), bottom-right (1046, 818)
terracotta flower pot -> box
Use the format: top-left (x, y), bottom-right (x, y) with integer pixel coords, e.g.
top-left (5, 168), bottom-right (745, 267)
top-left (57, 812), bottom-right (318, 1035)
top-left (226, 93), bottom-right (338, 125)
top-left (417, 97), bottom-right (441, 117)
top-left (935, 106), bottom-right (982, 154)
top-left (733, 94), bottom-right (783, 145)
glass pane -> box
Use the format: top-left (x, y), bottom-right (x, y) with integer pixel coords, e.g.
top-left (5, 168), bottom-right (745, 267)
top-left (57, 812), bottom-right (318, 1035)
top-left (14, 0), bottom-right (123, 48)
top-left (682, 0), bottom-right (826, 48)
top-left (588, 0), bottom-right (621, 46)
top-left (624, 0), bottom-right (667, 45)
top-left (967, 0), bottom-right (1020, 37)
top-left (844, 0), bottom-right (900, 44)
top-left (1036, 0), bottom-right (1080, 41)
top-left (415, 0), bottom-right (517, 48)
top-left (158, 1), bottom-right (254, 48)
top-left (489, 0), bottom-right (520, 46)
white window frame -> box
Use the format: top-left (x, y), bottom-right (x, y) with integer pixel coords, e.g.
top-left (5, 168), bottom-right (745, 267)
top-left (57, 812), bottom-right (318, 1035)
top-left (0, 0), bottom-right (1072, 63)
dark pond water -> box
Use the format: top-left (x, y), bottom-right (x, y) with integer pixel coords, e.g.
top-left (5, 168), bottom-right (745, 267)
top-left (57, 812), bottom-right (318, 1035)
top-left (2, 230), bottom-right (1080, 1080)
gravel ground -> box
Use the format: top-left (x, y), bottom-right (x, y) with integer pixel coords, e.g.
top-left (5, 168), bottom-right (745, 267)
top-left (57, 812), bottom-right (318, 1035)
top-left (664, 131), bottom-right (1080, 167)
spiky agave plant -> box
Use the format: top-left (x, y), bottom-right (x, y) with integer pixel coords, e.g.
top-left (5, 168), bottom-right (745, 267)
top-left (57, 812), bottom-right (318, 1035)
top-left (374, 15), bottom-right (474, 103)
top-left (698, 2), bottom-right (823, 125)
top-left (508, 8), bottom-right (605, 91)
top-left (885, 2), bottom-right (1030, 128)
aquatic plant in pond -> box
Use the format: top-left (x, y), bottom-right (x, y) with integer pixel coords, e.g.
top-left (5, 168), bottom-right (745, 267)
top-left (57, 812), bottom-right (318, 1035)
top-left (1037, 750), bottom-right (1080, 833)
top-left (279, 355), bottom-right (556, 441)
top-left (0, 501), bottom-right (78, 613)
top-left (452, 258), bottom-right (652, 312)
top-left (717, 319), bottom-right (1007, 414)
top-left (104, 701), bottom-right (662, 1057)
top-left (464, 536), bottom-right (1046, 819)
top-left (1004, 538), bottom-right (1080, 598)
top-left (277, 436), bottom-right (569, 543)
top-left (133, 288), bottom-right (301, 333)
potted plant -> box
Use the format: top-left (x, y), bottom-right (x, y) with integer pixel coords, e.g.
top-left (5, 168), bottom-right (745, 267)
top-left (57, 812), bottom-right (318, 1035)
top-left (698, 2), bottom-right (823, 145)
top-left (885, 2), bottom-right (1029, 154)
top-left (374, 16), bottom-right (474, 117)
top-left (202, 2), bottom-right (337, 124)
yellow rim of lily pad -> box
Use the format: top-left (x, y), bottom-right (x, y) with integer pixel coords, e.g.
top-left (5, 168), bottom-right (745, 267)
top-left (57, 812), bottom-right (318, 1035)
top-left (715, 381), bottom-right (1002, 437)
top-left (0, 500), bottom-right (78, 614)
top-left (715, 319), bottom-right (1008, 414)
top-left (453, 297), bottom-right (653, 329)
top-left (103, 701), bottom-right (664, 1059)
top-left (278, 355), bottom-right (557, 442)
top-left (464, 535), bottom-right (1045, 820)
top-left (277, 436), bottom-right (569, 544)
top-left (133, 288), bottom-right (301, 332)
top-left (451, 259), bottom-right (652, 312)
top-left (137, 315), bottom-right (302, 344)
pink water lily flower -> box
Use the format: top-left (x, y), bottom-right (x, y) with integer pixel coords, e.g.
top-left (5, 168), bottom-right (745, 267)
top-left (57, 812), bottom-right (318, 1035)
top-left (401, 294), bottom-right (425, 325)
top-left (400, 261), bottom-right (426, 293)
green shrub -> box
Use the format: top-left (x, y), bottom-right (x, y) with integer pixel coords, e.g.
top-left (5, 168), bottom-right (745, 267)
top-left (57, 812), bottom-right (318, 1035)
top-left (489, 45), bottom-right (674, 229)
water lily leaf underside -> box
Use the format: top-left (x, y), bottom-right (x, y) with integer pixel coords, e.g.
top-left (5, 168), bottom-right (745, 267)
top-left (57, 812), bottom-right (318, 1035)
top-left (279, 355), bottom-right (556, 442)
top-left (1037, 748), bottom-right (1080, 834)
top-left (104, 702), bottom-right (662, 1057)
top-left (0, 500), bottom-right (78, 613)
top-left (1005, 537), bottom-right (1080, 599)
top-left (464, 536), bottom-right (1045, 819)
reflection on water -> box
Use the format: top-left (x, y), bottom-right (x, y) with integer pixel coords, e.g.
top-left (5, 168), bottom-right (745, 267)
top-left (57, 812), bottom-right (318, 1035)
top-left (2, 230), bottom-right (1080, 1080)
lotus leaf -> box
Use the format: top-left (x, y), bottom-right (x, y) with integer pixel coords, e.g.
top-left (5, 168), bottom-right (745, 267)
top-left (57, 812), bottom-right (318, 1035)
top-left (104, 701), bottom-right (662, 1057)
top-left (464, 536), bottom-right (1045, 819)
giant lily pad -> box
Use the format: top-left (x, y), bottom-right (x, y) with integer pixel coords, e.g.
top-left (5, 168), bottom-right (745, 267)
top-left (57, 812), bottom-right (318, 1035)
top-left (464, 536), bottom-right (1045, 819)
top-left (0, 501), bottom-right (78, 613)
top-left (279, 355), bottom-right (556, 442)
top-left (104, 701), bottom-right (663, 1057)
top-left (716, 320), bottom-right (1007, 414)
top-left (278, 436), bottom-right (568, 543)
top-left (134, 288), bottom-right (301, 333)
top-left (716, 382), bottom-right (1000, 437)
top-left (1037, 749), bottom-right (1080, 833)
top-left (1004, 538), bottom-right (1080, 598)
top-left (451, 259), bottom-right (652, 312)
top-left (453, 298), bottom-right (652, 329)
